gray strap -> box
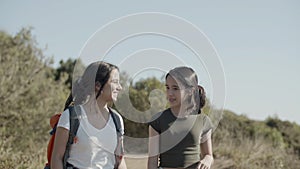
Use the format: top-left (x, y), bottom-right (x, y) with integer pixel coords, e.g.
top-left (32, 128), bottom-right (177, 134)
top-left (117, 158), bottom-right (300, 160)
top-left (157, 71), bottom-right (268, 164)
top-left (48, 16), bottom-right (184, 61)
top-left (62, 106), bottom-right (81, 169)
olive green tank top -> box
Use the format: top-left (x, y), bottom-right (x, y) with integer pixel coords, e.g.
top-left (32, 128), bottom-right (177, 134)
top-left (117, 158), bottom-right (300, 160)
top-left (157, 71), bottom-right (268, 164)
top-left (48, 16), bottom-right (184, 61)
top-left (149, 108), bottom-right (213, 168)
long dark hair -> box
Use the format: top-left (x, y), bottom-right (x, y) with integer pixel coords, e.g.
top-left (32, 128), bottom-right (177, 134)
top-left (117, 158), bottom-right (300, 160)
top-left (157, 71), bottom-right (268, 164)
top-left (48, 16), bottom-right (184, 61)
top-left (166, 66), bottom-right (206, 114)
top-left (64, 61), bottom-right (119, 110)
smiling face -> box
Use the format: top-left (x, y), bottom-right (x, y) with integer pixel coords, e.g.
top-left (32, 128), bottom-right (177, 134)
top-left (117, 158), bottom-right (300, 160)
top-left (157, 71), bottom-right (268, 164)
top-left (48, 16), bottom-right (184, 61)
top-left (99, 69), bottom-right (122, 102)
top-left (165, 75), bottom-right (186, 112)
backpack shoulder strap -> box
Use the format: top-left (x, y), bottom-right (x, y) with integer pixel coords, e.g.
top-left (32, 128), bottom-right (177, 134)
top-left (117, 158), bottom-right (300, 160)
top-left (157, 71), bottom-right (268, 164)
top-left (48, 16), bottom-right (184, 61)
top-left (109, 108), bottom-right (123, 135)
top-left (108, 108), bottom-right (124, 169)
top-left (62, 105), bottom-right (81, 169)
top-left (69, 106), bottom-right (81, 142)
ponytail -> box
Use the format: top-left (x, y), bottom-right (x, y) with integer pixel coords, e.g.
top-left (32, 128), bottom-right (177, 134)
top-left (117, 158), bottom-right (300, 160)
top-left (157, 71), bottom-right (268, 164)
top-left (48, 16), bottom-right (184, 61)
top-left (198, 85), bottom-right (206, 110)
top-left (64, 78), bottom-right (80, 110)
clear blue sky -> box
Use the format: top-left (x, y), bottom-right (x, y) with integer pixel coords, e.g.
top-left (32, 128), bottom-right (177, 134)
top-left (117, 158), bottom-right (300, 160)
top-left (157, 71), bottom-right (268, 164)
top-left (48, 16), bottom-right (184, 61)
top-left (1, 0), bottom-right (299, 124)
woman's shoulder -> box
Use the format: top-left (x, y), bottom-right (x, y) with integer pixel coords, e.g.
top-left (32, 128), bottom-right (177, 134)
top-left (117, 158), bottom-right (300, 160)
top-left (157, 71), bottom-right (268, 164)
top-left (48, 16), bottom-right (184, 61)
top-left (196, 113), bottom-right (214, 130)
top-left (197, 113), bottom-right (210, 119)
top-left (60, 108), bottom-right (70, 119)
top-left (108, 107), bottom-right (124, 125)
top-left (108, 107), bottom-right (125, 134)
top-left (151, 108), bottom-right (170, 120)
top-left (108, 107), bottom-right (122, 118)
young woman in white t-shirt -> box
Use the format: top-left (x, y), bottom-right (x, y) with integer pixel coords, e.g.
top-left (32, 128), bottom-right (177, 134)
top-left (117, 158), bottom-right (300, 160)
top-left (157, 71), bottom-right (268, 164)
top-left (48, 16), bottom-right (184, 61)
top-left (51, 61), bottom-right (127, 169)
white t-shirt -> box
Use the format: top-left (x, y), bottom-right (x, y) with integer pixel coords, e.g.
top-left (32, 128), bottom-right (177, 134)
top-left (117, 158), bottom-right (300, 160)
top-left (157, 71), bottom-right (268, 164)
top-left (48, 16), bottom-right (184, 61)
top-left (57, 105), bottom-right (124, 169)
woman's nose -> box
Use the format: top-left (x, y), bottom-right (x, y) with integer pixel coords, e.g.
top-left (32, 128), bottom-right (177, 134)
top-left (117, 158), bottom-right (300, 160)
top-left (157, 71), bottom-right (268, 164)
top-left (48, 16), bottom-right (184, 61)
top-left (166, 90), bottom-right (173, 96)
top-left (117, 83), bottom-right (122, 91)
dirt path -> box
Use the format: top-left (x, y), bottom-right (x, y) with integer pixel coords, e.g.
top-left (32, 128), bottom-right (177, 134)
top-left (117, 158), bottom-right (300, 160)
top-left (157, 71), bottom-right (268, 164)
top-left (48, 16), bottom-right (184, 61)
top-left (125, 156), bottom-right (148, 169)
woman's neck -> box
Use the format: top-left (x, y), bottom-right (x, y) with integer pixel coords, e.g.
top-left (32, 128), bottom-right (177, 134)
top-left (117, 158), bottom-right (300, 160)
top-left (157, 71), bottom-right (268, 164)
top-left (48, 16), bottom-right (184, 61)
top-left (97, 100), bottom-right (108, 112)
top-left (84, 99), bottom-right (108, 114)
top-left (170, 106), bottom-right (189, 118)
top-left (170, 106), bottom-right (180, 116)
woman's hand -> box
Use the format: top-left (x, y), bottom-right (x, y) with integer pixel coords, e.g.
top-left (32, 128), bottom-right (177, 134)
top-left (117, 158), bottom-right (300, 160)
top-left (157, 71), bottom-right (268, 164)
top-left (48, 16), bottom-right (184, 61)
top-left (197, 155), bottom-right (213, 169)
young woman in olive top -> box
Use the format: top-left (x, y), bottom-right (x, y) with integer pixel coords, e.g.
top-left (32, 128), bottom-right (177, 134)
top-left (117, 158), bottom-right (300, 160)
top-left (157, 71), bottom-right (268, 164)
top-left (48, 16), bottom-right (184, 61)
top-left (148, 66), bottom-right (214, 169)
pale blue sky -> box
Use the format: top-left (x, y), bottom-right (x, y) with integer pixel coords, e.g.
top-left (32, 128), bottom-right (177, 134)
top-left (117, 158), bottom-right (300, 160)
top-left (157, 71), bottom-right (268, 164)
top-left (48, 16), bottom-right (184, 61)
top-left (1, 0), bottom-right (299, 124)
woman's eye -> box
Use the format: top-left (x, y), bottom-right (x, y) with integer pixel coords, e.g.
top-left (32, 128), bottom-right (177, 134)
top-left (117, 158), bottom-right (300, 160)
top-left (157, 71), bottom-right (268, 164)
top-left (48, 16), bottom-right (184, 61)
top-left (111, 80), bottom-right (119, 84)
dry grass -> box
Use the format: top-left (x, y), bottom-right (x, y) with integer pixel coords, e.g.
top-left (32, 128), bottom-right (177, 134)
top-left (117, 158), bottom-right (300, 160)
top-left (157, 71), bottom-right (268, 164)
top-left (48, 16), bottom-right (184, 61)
top-left (124, 156), bottom-right (233, 169)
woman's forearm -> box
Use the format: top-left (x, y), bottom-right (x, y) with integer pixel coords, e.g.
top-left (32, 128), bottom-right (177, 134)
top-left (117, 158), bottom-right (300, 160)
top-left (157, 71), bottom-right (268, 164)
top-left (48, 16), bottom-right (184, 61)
top-left (147, 156), bottom-right (159, 169)
top-left (50, 153), bottom-right (64, 169)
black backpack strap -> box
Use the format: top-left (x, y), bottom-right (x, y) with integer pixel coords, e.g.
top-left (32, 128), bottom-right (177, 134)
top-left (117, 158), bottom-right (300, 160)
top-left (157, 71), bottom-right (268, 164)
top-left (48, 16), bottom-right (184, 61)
top-left (62, 105), bottom-right (81, 169)
top-left (110, 108), bottom-right (122, 134)
top-left (109, 108), bottom-right (124, 169)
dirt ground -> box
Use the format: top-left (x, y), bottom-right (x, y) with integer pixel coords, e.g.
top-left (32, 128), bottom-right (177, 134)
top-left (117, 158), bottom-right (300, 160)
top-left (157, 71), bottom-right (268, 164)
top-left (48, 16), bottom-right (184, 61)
top-left (125, 156), bottom-right (148, 169)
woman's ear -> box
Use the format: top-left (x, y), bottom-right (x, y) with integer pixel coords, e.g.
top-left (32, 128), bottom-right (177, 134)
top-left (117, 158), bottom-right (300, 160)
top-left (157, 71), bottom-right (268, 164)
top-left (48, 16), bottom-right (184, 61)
top-left (186, 88), bottom-right (193, 96)
top-left (95, 81), bottom-right (102, 92)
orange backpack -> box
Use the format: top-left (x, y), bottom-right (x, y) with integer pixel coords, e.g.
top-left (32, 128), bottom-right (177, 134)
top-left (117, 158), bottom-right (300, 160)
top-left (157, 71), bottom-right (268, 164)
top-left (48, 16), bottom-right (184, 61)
top-left (44, 106), bottom-right (80, 169)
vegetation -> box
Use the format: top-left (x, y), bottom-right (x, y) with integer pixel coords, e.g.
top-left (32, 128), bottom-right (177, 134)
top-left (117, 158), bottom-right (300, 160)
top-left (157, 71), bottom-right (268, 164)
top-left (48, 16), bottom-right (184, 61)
top-left (0, 29), bottom-right (299, 169)
top-left (0, 28), bottom-right (69, 168)
top-left (212, 111), bottom-right (300, 169)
